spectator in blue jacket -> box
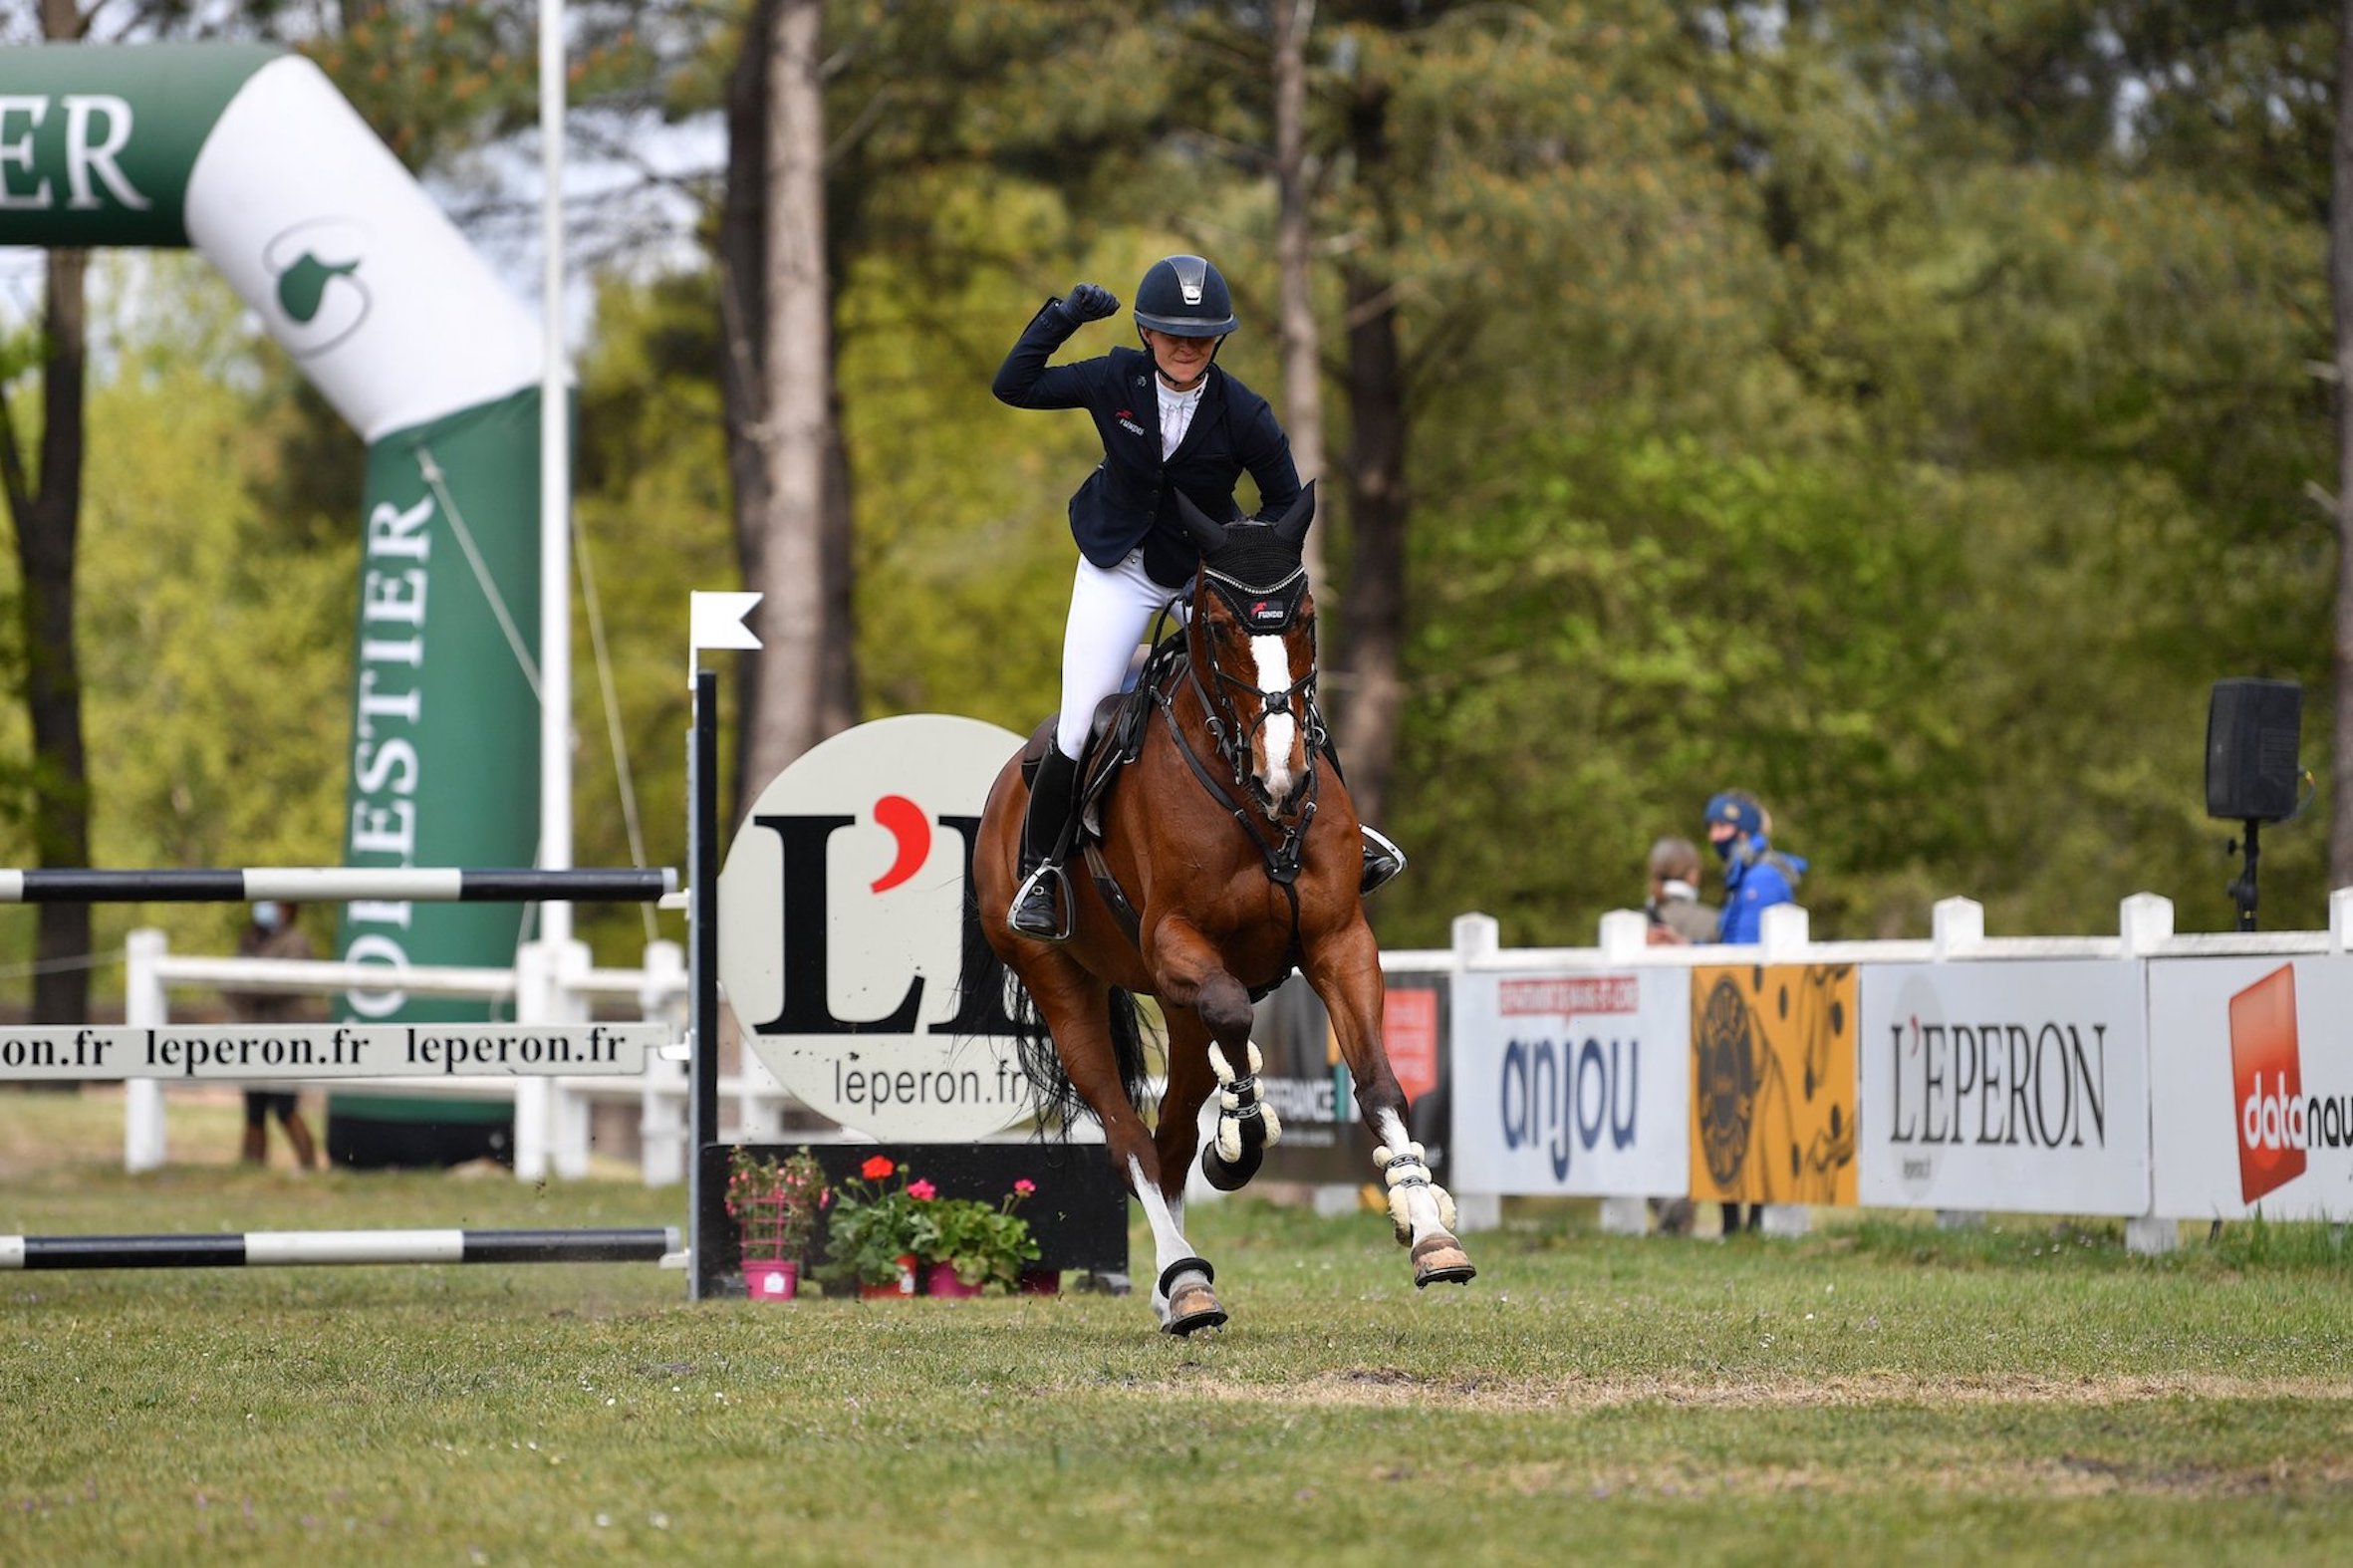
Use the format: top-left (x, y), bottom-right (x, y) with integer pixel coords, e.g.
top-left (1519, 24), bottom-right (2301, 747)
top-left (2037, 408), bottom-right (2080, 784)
top-left (1705, 789), bottom-right (1806, 945)
top-left (1703, 788), bottom-right (1805, 1238)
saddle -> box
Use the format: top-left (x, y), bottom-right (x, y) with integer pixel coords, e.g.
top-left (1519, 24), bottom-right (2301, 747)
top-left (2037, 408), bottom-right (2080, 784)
top-left (1018, 631), bottom-right (1190, 943)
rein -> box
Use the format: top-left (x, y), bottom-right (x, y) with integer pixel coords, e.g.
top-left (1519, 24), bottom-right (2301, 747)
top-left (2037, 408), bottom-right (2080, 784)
top-left (1080, 564), bottom-right (1328, 1001)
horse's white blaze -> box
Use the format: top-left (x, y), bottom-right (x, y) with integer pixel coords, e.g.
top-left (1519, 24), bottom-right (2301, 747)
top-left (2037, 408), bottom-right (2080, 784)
top-left (1251, 634), bottom-right (1299, 804)
top-left (1374, 1108), bottom-right (1445, 1241)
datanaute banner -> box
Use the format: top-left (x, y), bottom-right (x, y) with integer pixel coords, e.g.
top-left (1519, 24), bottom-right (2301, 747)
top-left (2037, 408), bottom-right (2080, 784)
top-left (2150, 956), bottom-right (2353, 1222)
top-left (1448, 970), bottom-right (1689, 1197)
top-left (1857, 961), bottom-right (2150, 1215)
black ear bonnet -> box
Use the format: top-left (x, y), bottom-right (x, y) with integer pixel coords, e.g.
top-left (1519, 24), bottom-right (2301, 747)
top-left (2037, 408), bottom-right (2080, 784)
top-left (1201, 525), bottom-right (1310, 633)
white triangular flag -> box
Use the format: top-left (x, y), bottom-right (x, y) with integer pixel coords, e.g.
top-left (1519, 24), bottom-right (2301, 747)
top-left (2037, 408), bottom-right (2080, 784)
top-left (689, 591), bottom-right (763, 653)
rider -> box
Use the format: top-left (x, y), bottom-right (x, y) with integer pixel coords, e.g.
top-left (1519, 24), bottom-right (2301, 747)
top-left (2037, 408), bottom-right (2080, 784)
top-left (992, 254), bottom-right (1407, 941)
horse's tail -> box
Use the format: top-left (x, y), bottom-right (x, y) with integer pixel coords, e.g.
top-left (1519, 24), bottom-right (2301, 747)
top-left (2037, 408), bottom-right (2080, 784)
top-left (959, 881), bottom-right (1154, 1136)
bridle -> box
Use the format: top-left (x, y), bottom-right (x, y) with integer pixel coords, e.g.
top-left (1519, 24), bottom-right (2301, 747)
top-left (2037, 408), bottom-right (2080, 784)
top-left (1187, 562), bottom-right (1323, 816)
top-left (1154, 555), bottom-right (1325, 893)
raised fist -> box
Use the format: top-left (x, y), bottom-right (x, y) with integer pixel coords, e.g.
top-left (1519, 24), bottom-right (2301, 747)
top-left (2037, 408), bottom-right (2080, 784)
top-left (1058, 283), bottom-right (1120, 325)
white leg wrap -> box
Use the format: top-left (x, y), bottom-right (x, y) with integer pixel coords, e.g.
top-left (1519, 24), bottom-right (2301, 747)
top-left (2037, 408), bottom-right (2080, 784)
top-left (1208, 1041), bottom-right (1277, 1163)
top-left (1372, 1119), bottom-right (1452, 1249)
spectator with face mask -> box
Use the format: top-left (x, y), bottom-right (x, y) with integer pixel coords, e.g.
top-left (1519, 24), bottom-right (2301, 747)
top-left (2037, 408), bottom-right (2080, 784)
top-left (1702, 790), bottom-right (1808, 1235)
top-left (1704, 789), bottom-right (1807, 944)
top-left (222, 901), bottom-right (322, 1170)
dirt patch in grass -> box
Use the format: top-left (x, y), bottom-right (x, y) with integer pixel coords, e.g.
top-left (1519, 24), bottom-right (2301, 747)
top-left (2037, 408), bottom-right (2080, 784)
top-left (1102, 1367), bottom-right (2353, 1414)
top-left (1479, 1453), bottom-right (2353, 1501)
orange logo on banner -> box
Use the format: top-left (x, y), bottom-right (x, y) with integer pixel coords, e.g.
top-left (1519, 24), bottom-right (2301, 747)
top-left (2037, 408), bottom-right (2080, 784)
top-left (1384, 987), bottom-right (1440, 1104)
top-left (1689, 964), bottom-right (1857, 1204)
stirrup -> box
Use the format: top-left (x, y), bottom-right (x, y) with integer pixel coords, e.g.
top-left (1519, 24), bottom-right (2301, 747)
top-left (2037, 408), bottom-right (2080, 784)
top-left (1360, 825), bottom-right (1408, 898)
top-left (1008, 860), bottom-right (1073, 942)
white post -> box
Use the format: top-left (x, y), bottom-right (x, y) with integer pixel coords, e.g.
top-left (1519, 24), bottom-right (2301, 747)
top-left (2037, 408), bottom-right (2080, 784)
top-left (512, 939), bottom-right (555, 1179)
top-left (1598, 1196), bottom-right (1650, 1235)
top-left (1597, 908), bottom-right (1650, 962)
top-left (1758, 902), bottom-right (1809, 959)
top-left (1756, 903), bottom-right (1811, 1237)
top-left (123, 927), bottom-right (168, 1174)
top-left (2330, 887), bottom-right (2353, 953)
top-left (536, 0), bottom-right (575, 956)
top-left (1931, 897), bottom-right (1983, 957)
top-left (2118, 892), bottom-right (2174, 958)
top-left (1446, 912), bottom-right (1503, 1233)
top-left (2119, 891), bottom-right (2175, 1253)
top-left (548, 937), bottom-right (594, 1178)
top-left (639, 938), bottom-right (687, 1186)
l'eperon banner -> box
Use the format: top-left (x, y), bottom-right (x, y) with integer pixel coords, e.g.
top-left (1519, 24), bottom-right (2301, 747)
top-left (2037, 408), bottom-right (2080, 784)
top-left (1690, 964), bottom-right (1859, 1206)
top-left (0, 45), bottom-right (551, 1045)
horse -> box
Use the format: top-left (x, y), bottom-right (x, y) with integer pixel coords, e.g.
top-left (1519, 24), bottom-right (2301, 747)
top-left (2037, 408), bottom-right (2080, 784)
top-left (969, 482), bottom-right (1475, 1334)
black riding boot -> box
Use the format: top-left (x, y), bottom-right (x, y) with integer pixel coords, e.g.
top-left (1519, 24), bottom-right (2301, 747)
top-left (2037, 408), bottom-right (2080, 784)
top-left (1009, 744), bottom-right (1080, 941)
top-left (1318, 738), bottom-right (1408, 898)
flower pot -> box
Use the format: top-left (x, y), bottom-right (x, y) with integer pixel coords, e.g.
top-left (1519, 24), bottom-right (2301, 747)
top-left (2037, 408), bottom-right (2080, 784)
top-left (860, 1253), bottom-right (919, 1299)
top-left (1016, 1266), bottom-right (1061, 1297)
top-left (924, 1261), bottom-right (984, 1298)
top-left (744, 1259), bottom-right (799, 1301)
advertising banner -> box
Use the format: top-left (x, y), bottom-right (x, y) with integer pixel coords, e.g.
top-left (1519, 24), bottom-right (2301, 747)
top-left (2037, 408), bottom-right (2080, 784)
top-left (1857, 961), bottom-right (2149, 1214)
top-left (1245, 972), bottom-right (1453, 1183)
top-left (717, 715), bottom-right (1029, 1143)
top-left (2150, 956), bottom-right (2353, 1221)
top-left (1689, 965), bottom-right (1859, 1205)
top-left (1449, 970), bottom-right (1689, 1197)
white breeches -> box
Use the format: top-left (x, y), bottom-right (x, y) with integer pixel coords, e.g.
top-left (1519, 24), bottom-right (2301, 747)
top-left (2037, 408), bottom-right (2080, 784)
top-left (1057, 548), bottom-right (1185, 759)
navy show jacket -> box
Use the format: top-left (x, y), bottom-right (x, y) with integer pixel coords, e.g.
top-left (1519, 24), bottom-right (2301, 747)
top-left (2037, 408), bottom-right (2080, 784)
top-left (993, 298), bottom-right (1302, 589)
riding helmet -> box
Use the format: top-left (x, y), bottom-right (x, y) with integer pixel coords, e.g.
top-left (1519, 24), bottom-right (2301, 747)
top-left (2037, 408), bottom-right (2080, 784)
top-left (1132, 255), bottom-right (1238, 337)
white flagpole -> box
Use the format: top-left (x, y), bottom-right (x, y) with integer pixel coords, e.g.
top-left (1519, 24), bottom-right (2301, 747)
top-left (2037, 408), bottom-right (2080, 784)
top-left (539, 0), bottom-right (574, 948)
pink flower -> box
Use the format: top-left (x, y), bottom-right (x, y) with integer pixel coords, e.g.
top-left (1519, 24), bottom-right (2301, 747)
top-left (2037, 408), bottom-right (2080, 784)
top-left (1014, 1179), bottom-right (1037, 1196)
top-left (861, 1156), bottom-right (896, 1180)
top-left (908, 1179), bottom-right (937, 1201)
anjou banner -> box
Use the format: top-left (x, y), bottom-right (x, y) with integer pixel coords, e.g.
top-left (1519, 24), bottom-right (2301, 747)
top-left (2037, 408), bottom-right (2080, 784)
top-left (2149, 956), bottom-right (2353, 1222)
top-left (716, 716), bottom-right (1030, 1144)
top-left (1856, 961), bottom-right (2149, 1215)
top-left (1688, 965), bottom-right (1858, 1206)
top-left (1448, 969), bottom-right (1689, 1197)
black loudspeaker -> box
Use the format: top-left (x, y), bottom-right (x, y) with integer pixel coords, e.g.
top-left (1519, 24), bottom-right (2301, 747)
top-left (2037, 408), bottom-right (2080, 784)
top-left (2206, 678), bottom-right (2301, 822)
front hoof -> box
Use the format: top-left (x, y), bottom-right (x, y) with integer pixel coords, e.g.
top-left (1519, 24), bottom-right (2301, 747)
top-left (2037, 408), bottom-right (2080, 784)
top-left (1157, 1256), bottom-right (1227, 1335)
top-left (1164, 1278), bottom-right (1228, 1335)
top-left (1411, 1232), bottom-right (1476, 1288)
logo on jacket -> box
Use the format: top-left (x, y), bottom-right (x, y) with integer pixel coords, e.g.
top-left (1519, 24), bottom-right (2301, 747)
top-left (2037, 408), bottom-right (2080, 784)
top-left (1115, 409), bottom-right (1147, 437)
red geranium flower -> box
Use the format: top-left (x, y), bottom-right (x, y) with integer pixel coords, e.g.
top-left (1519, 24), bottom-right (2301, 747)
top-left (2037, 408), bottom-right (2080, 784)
top-left (861, 1156), bottom-right (895, 1180)
top-left (1014, 1179), bottom-right (1037, 1196)
top-left (908, 1179), bottom-right (936, 1201)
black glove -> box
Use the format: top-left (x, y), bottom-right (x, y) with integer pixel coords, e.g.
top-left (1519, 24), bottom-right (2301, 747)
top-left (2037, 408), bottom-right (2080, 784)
top-left (1056, 283), bottom-right (1120, 326)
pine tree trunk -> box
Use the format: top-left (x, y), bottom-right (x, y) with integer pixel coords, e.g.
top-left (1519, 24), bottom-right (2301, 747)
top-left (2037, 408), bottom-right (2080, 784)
top-left (2333, 0), bottom-right (2353, 888)
top-left (718, 0), bottom-right (771, 820)
top-left (1335, 73), bottom-right (1407, 831)
top-left (1272, 0), bottom-right (1327, 601)
top-left (4, 250), bottom-right (95, 1028)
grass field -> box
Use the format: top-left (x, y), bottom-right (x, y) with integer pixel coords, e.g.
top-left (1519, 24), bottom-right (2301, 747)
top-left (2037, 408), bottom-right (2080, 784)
top-left (4, 1090), bottom-right (2350, 1566)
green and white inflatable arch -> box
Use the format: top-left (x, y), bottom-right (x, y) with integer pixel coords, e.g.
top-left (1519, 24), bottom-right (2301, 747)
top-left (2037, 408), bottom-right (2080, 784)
top-left (0, 44), bottom-right (544, 1020)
